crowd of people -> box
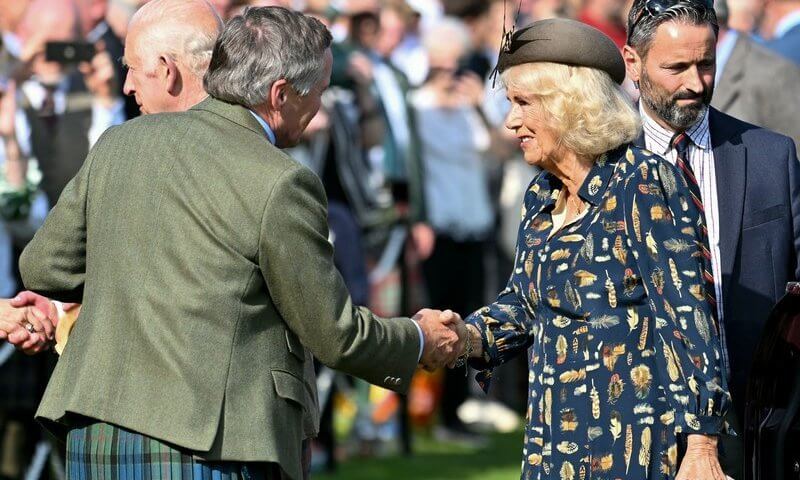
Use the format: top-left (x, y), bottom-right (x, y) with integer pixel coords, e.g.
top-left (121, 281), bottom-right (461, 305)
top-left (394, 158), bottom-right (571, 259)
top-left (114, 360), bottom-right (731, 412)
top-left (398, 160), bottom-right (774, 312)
top-left (0, 0), bottom-right (799, 478)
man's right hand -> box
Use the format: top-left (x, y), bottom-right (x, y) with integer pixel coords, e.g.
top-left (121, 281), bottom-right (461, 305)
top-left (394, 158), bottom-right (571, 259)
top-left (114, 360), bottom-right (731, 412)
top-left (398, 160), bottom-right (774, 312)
top-left (414, 308), bottom-right (466, 370)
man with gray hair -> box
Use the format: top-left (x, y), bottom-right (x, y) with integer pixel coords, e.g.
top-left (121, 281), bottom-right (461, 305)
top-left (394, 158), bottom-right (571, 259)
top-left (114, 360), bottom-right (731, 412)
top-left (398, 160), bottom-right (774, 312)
top-left (19, 6), bottom-right (466, 480)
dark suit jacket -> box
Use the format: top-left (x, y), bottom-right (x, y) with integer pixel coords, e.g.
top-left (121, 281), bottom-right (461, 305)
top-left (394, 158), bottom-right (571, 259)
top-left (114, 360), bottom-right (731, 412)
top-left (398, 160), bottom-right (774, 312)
top-left (767, 23), bottom-right (800, 66)
top-left (713, 32), bottom-right (800, 150)
top-left (637, 107), bottom-right (800, 419)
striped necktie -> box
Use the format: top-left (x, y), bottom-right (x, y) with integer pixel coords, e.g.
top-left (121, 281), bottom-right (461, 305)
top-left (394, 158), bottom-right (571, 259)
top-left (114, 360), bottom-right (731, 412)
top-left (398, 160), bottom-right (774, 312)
top-left (671, 132), bottom-right (718, 313)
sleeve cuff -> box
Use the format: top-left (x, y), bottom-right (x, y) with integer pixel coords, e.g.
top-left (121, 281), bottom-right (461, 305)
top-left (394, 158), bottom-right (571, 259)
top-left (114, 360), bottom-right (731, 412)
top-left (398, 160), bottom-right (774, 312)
top-left (466, 316), bottom-right (494, 393)
top-left (673, 411), bottom-right (734, 436)
top-left (411, 319), bottom-right (424, 363)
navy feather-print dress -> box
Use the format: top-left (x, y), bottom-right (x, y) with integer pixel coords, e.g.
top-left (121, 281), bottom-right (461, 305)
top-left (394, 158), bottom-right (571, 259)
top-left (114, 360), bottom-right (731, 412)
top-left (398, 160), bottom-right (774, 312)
top-left (466, 145), bottom-right (731, 480)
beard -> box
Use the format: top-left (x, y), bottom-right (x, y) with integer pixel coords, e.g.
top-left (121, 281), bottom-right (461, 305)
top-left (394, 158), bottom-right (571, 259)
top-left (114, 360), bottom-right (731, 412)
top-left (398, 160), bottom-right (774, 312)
top-left (640, 69), bottom-right (713, 131)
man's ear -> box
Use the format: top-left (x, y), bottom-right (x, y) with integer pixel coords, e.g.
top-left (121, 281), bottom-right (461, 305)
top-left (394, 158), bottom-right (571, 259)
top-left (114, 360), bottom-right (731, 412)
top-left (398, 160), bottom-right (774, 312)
top-left (162, 56), bottom-right (181, 96)
top-left (622, 45), bottom-right (642, 83)
top-left (269, 79), bottom-right (290, 110)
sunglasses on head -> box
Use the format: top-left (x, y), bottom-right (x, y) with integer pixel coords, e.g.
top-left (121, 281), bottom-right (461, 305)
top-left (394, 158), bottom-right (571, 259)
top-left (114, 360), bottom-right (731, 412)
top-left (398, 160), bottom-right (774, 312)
top-left (626, 0), bottom-right (714, 44)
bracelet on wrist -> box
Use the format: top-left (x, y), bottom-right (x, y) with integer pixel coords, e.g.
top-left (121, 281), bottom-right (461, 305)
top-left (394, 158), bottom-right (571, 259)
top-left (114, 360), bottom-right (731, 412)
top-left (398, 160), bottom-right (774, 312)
top-left (454, 325), bottom-right (474, 373)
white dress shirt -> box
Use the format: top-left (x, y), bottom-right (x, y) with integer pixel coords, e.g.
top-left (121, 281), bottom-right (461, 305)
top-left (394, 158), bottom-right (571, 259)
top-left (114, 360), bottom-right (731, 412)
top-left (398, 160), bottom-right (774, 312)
top-left (640, 104), bottom-right (730, 377)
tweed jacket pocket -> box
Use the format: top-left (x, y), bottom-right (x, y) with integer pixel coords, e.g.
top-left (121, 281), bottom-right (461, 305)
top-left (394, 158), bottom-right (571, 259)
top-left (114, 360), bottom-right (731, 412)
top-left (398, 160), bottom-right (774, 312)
top-left (272, 370), bottom-right (306, 408)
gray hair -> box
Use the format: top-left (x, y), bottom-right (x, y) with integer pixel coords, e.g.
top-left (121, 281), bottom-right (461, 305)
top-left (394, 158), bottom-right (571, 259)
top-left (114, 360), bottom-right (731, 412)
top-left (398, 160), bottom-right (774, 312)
top-left (626, 1), bottom-right (719, 57)
top-left (130, 0), bottom-right (223, 79)
top-left (204, 7), bottom-right (333, 108)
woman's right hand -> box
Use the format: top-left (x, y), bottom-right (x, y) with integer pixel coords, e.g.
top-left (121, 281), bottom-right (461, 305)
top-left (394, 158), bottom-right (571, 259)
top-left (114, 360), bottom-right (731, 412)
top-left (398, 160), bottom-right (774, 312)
top-left (676, 434), bottom-right (726, 480)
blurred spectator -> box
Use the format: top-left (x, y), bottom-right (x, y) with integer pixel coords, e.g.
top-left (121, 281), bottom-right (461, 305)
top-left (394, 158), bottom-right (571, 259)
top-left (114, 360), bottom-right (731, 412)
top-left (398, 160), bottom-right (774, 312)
top-left (714, 0), bottom-right (800, 148)
top-left (388, 0), bottom-right (431, 87)
top-left (106, 0), bottom-right (138, 38)
top-left (577, 0), bottom-right (628, 46)
top-left (762, 0), bottom-right (800, 63)
top-left (13, 0), bottom-right (125, 205)
top-left (525, 0), bottom-right (570, 20)
top-left (443, 0), bottom-right (493, 79)
top-left (76, 0), bottom-right (140, 118)
top-left (725, 0), bottom-right (767, 32)
top-left (410, 17), bottom-right (494, 442)
top-left (346, 6), bottom-right (431, 258)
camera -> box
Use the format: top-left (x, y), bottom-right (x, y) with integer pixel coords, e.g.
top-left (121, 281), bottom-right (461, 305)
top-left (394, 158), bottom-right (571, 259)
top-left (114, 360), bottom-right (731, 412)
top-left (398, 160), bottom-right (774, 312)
top-left (45, 41), bottom-right (95, 64)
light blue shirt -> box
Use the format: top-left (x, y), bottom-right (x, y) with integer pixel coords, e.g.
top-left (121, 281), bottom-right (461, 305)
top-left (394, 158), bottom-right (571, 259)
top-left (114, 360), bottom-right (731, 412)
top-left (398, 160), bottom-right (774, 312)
top-left (246, 110), bottom-right (427, 362)
top-left (248, 110), bottom-right (277, 145)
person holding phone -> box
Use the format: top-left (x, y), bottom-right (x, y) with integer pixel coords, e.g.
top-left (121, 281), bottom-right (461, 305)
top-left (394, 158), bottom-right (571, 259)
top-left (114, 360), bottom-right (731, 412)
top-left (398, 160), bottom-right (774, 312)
top-left (9, 0), bottom-right (125, 206)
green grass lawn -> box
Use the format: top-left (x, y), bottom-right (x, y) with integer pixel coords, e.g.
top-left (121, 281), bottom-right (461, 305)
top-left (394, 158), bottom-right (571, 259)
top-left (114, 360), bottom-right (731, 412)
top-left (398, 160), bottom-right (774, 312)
top-left (314, 431), bottom-right (523, 480)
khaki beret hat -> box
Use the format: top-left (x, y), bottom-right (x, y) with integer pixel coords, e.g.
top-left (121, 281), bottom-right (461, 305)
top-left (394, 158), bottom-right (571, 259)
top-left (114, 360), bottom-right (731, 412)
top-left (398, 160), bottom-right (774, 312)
top-left (497, 18), bottom-right (626, 84)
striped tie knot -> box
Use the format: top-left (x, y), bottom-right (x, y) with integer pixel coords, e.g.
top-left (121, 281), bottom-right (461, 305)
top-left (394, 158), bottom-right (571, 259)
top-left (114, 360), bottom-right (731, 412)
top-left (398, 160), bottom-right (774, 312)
top-left (671, 132), bottom-right (691, 158)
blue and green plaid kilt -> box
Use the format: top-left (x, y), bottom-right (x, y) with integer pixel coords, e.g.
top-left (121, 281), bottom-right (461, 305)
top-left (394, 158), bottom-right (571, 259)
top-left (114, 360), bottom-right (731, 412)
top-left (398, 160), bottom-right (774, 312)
top-left (66, 421), bottom-right (284, 480)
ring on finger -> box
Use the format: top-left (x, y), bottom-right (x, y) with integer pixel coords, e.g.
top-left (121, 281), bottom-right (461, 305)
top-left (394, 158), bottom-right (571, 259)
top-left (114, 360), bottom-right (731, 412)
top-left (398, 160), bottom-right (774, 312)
top-left (23, 321), bottom-right (36, 334)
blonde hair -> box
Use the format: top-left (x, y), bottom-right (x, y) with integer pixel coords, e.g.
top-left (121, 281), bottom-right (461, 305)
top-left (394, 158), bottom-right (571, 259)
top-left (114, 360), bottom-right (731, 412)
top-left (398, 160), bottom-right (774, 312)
top-left (502, 62), bottom-right (641, 158)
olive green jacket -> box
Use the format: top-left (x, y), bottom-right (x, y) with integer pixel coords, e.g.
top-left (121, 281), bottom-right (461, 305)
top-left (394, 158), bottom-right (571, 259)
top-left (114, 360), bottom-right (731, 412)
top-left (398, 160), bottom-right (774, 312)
top-left (20, 97), bottom-right (421, 480)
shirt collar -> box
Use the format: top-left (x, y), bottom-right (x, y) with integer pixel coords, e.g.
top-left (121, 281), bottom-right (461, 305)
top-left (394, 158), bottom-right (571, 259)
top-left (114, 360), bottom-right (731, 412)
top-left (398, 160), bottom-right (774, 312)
top-left (639, 102), bottom-right (711, 154)
top-left (775, 10), bottom-right (800, 38)
top-left (533, 144), bottom-right (625, 210)
top-left (248, 110), bottom-right (276, 145)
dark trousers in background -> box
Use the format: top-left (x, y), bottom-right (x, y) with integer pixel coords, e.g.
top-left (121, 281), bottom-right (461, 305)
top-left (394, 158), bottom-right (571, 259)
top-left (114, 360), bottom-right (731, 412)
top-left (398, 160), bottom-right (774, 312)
top-left (422, 235), bottom-right (486, 430)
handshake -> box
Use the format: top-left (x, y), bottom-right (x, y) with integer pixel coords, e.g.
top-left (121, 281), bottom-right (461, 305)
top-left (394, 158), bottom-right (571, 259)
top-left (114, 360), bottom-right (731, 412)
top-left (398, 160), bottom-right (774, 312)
top-left (0, 291), bottom-right (80, 355)
top-left (414, 308), bottom-right (477, 371)
top-left (2, 291), bottom-right (481, 373)
top-left (0, 291), bottom-right (59, 354)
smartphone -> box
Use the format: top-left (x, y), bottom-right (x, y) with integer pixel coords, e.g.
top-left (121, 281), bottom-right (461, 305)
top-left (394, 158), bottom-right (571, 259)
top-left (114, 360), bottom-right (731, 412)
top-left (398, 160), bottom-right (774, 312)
top-left (45, 41), bottom-right (95, 64)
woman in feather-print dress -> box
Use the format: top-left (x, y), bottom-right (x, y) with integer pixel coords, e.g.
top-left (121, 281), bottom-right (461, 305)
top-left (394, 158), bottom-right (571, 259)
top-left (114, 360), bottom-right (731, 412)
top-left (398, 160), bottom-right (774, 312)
top-left (459, 20), bottom-right (731, 480)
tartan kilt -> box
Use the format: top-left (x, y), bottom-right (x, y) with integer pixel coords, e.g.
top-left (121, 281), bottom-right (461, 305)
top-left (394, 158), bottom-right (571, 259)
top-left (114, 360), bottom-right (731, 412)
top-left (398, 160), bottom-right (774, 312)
top-left (65, 421), bottom-right (284, 480)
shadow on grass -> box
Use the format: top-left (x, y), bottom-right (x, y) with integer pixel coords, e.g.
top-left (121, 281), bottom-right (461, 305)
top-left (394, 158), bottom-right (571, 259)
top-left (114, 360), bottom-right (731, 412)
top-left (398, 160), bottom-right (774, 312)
top-left (313, 431), bottom-right (523, 480)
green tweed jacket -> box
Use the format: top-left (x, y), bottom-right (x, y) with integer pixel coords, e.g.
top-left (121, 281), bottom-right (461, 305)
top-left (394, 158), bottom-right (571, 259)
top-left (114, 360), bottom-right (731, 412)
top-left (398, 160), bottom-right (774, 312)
top-left (19, 97), bottom-right (421, 480)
